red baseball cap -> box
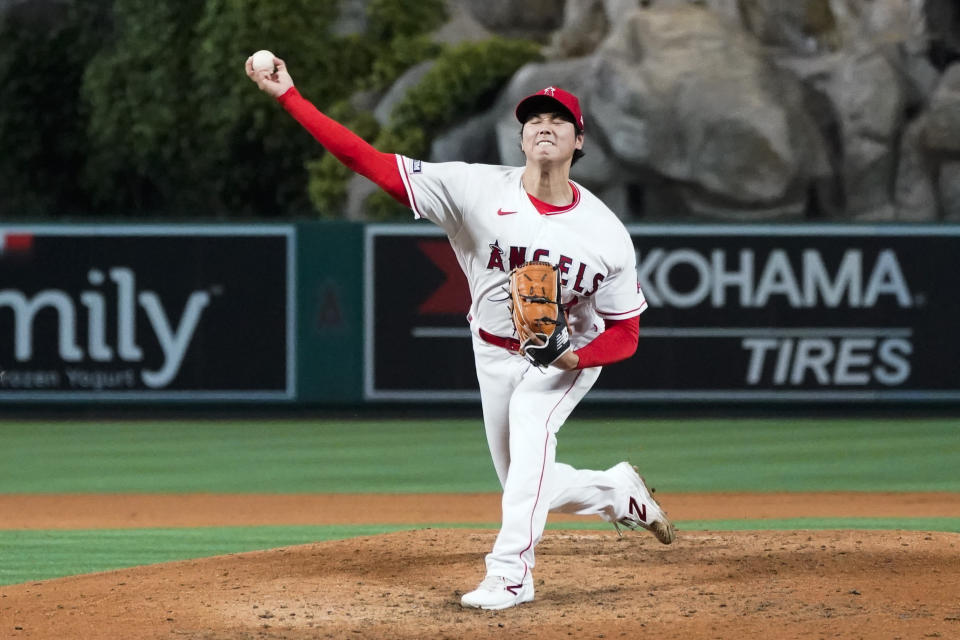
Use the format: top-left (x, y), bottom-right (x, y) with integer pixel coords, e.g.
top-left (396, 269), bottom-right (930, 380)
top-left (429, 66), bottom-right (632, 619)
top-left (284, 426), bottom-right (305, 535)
top-left (515, 86), bottom-right (584, 132)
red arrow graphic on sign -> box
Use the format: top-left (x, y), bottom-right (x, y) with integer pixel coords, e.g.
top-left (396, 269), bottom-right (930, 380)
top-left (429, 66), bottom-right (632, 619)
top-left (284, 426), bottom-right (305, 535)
top-left (417, 240), bottom-right (471, 314)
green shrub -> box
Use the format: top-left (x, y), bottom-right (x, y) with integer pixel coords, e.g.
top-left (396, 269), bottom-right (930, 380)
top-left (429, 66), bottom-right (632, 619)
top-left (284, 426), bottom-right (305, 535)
top-left (359, 37), bottom-right (544, 219)
top-left (78, 0), bottom-right (447, 218)
top-left (387, 38), bottom-right (543, 134)
top-left (81, 0), bottom-right (209, 215)
top-left (81, 0), bottom-right (364, 217)
top-left (0, 0), bottom-right (538, 220)
top-left (367, 0), bottom-right (448, 41)
top-left (364, 35), bottom-right (443, 92)
top-left (306, 101), bottom-right (381, 218)
top-left (0, 3), bottom-right (110, 217)
top-left (306, 154), bottom-right (354, 219)
top-left (362, 0), bottom-right (447, 90)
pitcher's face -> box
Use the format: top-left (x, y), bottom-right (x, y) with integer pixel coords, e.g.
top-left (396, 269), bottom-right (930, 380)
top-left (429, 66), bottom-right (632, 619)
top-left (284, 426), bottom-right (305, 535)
top-left (521, 112), bottom-right (583, 166)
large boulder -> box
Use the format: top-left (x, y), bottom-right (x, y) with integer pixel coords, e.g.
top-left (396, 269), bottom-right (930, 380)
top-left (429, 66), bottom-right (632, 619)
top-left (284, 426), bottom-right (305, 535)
top-left (395, 0), bottom-right (958, 221)
top-left (586, 6), bottom-right (830, 218)
top-left (459, 0), bottom-right (565, 39)
top-left (431, 0), bottom-right (493, 46)
top-left (924, 64), bottom-right (960, 153)
top-left (940, 161), bottom-right (960, 219)
top-left (922, 63), bottom-right (960, 220)
top-left (831, 0), bottom-right (929, 51)
top-left (738, 1), bottom-right (935, 215)
top-left (924, 0), bottom-right (960, 69)
top-left (775, 32), bottom-right (915, 220)
top-left (738, 0), bottom-right (840, 53)
top-left (548, 0), bottom-right (722, 59)
top-left (344, 174), bottom-right (380, 221)
top-left (894, 115), bottom-right (938, 220)
top-left (830, 47), bottom-right (908, 219)
top-left (429, 108), bottom-right (499, 164)
top-left (373, 60), bottom-right (435, 126)
top-left (547, 0), bottom-right (609, 59)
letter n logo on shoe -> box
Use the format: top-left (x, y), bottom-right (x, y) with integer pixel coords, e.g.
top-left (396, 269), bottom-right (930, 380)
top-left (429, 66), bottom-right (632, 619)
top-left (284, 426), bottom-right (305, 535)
top-left (506, 582), bottom-right (524, 595)
top-left (628, 497), bottom-right (647, 523)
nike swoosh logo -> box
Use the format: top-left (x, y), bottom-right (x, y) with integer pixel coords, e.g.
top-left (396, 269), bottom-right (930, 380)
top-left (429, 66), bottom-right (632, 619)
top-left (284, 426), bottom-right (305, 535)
top-left (497, 208), bottom-right (517, 216)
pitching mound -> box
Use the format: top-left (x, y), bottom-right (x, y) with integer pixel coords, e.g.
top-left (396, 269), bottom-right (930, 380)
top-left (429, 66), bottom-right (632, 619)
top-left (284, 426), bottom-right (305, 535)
top-left (3, 528), bottom-right (959, 639)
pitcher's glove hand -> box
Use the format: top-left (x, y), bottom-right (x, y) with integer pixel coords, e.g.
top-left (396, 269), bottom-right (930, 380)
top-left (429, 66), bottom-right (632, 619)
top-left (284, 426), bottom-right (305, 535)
top-left (509, 261), bottom-right (572, 367)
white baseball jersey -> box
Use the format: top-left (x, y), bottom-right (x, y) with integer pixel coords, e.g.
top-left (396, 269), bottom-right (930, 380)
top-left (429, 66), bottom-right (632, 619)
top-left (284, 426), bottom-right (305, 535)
top-left (395, 157), bottom-right (646, 349)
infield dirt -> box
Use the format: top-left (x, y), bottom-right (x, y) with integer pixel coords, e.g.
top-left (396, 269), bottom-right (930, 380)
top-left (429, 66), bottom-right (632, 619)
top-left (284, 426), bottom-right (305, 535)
top-left (2, 493), bottom-right (959, 639)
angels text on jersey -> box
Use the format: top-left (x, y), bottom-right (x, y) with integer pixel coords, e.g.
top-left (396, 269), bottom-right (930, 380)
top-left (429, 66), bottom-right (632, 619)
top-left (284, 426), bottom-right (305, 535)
top-left (485, 240), bottom-right (606, 297)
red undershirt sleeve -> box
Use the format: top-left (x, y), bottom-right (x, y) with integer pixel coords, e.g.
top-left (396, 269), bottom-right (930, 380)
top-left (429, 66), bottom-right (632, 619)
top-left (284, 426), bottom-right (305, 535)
top-left (277, 87), bottom-right (409, 206)
top-left (573, 315), bottom-right (640, 369)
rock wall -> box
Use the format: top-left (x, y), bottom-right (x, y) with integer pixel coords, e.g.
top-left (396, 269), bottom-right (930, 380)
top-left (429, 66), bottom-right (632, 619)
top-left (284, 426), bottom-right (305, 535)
top-left (423, 0), bottom-right (960, 221)
top-left (9, 0), bottom-right (954, 221)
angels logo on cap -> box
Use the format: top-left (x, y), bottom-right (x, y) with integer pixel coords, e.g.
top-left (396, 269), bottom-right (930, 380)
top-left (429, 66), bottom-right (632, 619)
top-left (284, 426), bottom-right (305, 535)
top-left (515, 86), bottom-right (584, 132)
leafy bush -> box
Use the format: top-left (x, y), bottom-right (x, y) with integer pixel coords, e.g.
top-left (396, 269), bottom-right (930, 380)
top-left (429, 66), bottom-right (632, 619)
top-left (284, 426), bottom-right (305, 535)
top-left (81, 0), bottom-right (362, 217)
top-left (387, 38), bottom-right (543, 135)
top-left (305, 101), bottom-right (381, 218)
top-left (358, 37), bottom-right (543, 219)
top-left (364, 35), bottom-right (443, 92)
top-left (0, 0), bottom-right (539, 220)
top-left (304, 0), bottom-right (446, 218)
top-left (367, 0), bottom-right (448, 41)
top-left (81, 0), bottom-right (209, 215)
top-left (78, 0), bottom-right (444, 218)
top-left (0, 2), bottom-right (110, 217)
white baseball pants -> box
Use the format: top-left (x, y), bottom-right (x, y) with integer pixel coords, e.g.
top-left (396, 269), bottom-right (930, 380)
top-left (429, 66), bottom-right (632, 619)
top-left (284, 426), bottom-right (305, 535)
top-left (471, 335), bottom-right (633, 586)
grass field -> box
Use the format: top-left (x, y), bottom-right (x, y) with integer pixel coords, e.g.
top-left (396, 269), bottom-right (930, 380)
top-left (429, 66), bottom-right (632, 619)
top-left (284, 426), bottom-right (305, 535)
top-left (1, 417), bottom-right (958, 586)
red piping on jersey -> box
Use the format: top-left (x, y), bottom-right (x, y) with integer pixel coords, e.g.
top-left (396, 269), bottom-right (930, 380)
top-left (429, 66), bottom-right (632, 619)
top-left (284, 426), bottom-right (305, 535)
top-left (513, 368), bottom-right (583, 589)
top-left (278, 87), bottom-right (410, 206)
top-left (526, 183), bottom-right (580, 215)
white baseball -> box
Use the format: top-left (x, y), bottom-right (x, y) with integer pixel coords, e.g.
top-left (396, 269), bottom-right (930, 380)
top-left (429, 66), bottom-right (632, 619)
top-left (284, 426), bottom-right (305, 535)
top-left (251, 50), bottom-right (276, 72)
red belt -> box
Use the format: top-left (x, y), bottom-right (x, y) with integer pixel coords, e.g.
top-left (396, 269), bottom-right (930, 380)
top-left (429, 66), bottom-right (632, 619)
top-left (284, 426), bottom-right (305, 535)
top-left (479, 328), bottom-right (521, 353)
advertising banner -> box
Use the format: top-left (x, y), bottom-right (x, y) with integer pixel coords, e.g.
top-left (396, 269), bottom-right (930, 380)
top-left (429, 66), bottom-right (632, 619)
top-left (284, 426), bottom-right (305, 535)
top-left (366, 224), bottom-right (960, 403)
top-left (0, 226), bottom-right (295, 401)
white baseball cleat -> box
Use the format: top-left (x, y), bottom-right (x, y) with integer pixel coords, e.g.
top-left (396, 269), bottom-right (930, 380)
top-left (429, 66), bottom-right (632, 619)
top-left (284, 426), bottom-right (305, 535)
top-left (460, 575), bottom-right (535, 610)
top-left (611, 461), bottom-right (677, 545)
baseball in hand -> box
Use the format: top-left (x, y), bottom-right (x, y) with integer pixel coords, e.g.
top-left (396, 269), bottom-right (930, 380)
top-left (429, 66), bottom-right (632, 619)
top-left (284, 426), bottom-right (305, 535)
top-left (251, 50), bottom-right (276, 72)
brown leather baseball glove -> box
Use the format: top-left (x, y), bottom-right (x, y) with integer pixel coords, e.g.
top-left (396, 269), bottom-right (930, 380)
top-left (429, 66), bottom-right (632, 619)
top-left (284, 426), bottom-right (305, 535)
top-left (509, 261), bottom-right (572, 367)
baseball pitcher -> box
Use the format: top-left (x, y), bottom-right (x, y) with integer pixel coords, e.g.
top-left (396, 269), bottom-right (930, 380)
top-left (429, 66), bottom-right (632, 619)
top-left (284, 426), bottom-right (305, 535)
top-left (247, 54), bottom-right (675, 611)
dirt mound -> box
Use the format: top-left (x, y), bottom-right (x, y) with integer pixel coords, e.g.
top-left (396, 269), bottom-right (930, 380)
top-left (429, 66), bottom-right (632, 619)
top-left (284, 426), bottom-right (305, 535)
top-left (3, 529), bottom-right (959, 639)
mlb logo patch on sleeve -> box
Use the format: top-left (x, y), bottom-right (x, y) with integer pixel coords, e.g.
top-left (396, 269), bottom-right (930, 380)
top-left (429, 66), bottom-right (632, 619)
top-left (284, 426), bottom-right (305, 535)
top-left (412, 159), bottom-right (422, 173)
